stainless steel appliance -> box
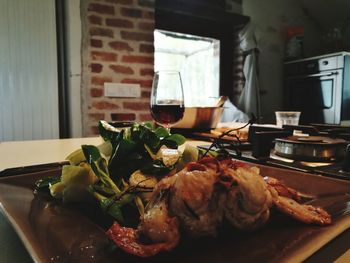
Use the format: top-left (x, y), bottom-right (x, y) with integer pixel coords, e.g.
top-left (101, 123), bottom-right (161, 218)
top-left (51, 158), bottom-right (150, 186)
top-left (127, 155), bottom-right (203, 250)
top-left (284, 52), bottom-right (350, 125)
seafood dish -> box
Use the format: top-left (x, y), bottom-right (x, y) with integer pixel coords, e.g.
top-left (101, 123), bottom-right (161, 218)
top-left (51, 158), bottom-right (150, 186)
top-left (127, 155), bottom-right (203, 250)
top-left (107, 157), bottom-right (332, 258)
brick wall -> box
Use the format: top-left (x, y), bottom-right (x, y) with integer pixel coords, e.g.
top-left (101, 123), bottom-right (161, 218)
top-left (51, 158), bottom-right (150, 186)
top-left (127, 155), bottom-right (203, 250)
top-left (79, 0), bottom-right (245, 136)
top-left (81, 0), bottom-right (155, 136)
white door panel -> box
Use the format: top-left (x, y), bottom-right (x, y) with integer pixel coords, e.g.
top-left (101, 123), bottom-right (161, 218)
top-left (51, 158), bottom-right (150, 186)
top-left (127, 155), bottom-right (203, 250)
top-left (0, 0), bottom-right (59, 141)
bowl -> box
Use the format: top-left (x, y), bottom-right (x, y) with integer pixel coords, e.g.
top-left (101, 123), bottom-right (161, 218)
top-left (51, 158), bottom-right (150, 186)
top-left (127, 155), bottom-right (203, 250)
top-left (173, 107), bottom-right (224, 129)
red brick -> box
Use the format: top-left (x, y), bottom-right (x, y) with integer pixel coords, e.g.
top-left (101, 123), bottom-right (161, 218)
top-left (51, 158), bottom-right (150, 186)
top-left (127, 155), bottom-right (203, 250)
top-left (111, 113), bottom-right (136, 121)
top-left (90, 27), bottom-right (114, 38)
top-left (90, 63), bottom-right (103, 73)
top-left (122, 55), bottom-right (153, 64)
top-left (91, 51), bottom-right (117, 62)
top-left (88, 3), bottom-right (115, 15)
top-left (139, 44), bottom-right (154, 53)
top-left (123, 101), bottom-right (150, 111)
top-left (91, 76), bottom-right (113, 86)
top-left (90, 88), bottom-right (104, 97)
top-left (88, 113), bottom-right (105, 121)
top-left (88, 15), bottom-right (102, 25)
top-left (141, 90), bottom-right (151, 98)
top-left (109, 41), bottom-right (133, 51)
top-left (105, 0), bottom-right (132, 5)
top-left (90, 126), bottom-right (99, 135)
top-left (120, 7), bottom-right (143, 18)
top-left (140, 68), bottom-right (154, 76)
top-left (121, 31), bottom-right (153, 42)
top-left (138, 0), bottom-right (154, 8)
top-left (121, 78), bottom-right (153, 88)
top-left (143, 10), bottom-right (154, 19)
top-left (138, 21), bottom-right (154, 31)
top-left (92, 101), bottom-right (120, 110)
top-left (91, 39), bottom-right (103, 48)
top-left (139, 113), bottom-right (153, 122)
top-left (109, 65), bottom-right (134, 74)
top-left (106, 18), bottom-right (133, 28)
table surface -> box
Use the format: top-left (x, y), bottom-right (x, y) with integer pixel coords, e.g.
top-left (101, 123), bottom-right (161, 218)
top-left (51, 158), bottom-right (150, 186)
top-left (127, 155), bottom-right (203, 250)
top-left (0, 137), bottom-right (350, 263)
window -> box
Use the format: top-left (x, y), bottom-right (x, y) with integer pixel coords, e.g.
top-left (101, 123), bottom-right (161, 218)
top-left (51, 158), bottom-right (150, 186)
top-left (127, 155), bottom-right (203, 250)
top-left (154, 30), bottom-right (220, 106)
top-left (155, 0), bottom-right (249, 101)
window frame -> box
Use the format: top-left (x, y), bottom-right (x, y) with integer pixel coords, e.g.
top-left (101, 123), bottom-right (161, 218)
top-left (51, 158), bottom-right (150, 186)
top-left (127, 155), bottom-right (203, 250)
top-left (155, 0), bottom-right (249, 99)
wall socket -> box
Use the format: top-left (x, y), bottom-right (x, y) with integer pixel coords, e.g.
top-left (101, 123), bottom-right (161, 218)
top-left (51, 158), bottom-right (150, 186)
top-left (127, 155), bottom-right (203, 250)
top-left (104, 82), bottom-right (141, 98)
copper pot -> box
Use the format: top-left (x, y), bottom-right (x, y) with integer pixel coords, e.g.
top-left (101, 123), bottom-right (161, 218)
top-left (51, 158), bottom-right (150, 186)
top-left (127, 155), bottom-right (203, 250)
top-left (173, 107), bottom-right (224, 129)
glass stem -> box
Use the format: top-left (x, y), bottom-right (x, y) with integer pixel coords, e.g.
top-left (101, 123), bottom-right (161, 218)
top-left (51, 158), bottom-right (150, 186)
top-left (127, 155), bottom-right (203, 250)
top-left (164, 124), bottom-right (171, 134)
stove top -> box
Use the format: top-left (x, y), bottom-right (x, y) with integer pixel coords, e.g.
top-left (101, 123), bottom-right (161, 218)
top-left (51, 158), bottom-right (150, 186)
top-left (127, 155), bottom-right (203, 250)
top-left (199, 123), bottom-right (350, 180)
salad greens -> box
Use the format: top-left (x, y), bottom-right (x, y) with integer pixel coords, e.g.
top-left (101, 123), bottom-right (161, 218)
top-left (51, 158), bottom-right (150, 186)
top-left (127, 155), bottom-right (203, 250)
top-left (35, 121), bottom-right (188, 226)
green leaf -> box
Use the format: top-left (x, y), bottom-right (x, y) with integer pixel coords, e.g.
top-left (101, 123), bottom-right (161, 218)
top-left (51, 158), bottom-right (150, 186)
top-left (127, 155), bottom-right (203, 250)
top-left (154, 127), bottom-right (170, 138)
top-left (82, 145), bottom-right (101, 162)
top-left (100, 198), bottom-right (124, 223)
top-left (82, 144), bottom-right (121, 194)
top-left (165, 134), bottom-right (186, 146)
top-left (100, 194), bottom-right (135, 223)
top-left (143, 122), bottom-right (153, 129)
top-left (61, 165), bottom-right (92, 185)
top-left (65, 149), bottom-right (86, 165)
top-left (139, 126), bottom-right (160, 149)
top-left (34, 176), bottom-right (60, 192)
top-left (161, 139), bottom-right (178, 149)
top-left (108, 139), bottom-right (137, 171)
top-left (198, 148), bottom-right (219, 158)
top-left (91, 184), bottom-right (115, 196)
top-left (182, 144), bottom-right (199, 163)
top-left (97, 141), bottom-right (113, 157)
top-left (141, 160), bottom-right (174, 176)
top-left (65, 141), bottom-right (112, 165)
top-left (98, 120), bottom-right (121, 142)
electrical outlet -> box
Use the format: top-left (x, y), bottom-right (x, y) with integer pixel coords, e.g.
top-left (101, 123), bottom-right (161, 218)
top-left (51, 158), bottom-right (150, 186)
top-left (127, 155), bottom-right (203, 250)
top-left (104, 82), bottom-right (141, 98)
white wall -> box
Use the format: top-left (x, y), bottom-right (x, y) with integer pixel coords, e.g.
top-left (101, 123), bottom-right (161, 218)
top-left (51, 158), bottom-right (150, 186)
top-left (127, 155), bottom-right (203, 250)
top-left (242, 0), bottom-right (322, 123)
top-left (299, 0), bottom-right (350, 51)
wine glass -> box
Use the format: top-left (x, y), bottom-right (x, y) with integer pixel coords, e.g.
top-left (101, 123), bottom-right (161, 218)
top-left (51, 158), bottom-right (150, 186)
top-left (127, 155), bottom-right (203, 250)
top-left (150, 71), bottom-right (185, 131)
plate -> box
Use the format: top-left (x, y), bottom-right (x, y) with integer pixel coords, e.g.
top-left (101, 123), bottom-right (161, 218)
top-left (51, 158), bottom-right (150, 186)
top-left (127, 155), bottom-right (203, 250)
top-left (1, 165), bottom-right (350, 263)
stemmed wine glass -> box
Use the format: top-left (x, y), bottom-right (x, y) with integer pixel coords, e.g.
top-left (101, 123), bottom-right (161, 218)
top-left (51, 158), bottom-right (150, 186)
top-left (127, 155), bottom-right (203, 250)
top-left (150, 71), bottom-right (185, 131)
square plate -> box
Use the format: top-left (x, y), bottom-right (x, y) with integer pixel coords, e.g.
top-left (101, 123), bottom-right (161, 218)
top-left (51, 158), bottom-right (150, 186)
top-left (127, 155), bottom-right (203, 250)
top-left (1, 165), bottom-right (350, 263)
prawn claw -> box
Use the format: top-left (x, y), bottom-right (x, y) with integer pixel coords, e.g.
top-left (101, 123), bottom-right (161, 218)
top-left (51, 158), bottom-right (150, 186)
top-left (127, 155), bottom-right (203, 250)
top-left (107, 222), bottom-right (179, 258)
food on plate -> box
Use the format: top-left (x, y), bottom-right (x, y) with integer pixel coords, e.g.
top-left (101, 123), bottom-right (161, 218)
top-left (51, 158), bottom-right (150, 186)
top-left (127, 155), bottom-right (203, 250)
top-left (107, 157), bottom-right (332, 257)
top-left (33, 121), bottom-right (332, 259)
top-left (35, 121), bottom-right (216, 225)
top-left (211, 126), bottom-right (249, 140)
top-left (34, 121), bottom-right (189, 224)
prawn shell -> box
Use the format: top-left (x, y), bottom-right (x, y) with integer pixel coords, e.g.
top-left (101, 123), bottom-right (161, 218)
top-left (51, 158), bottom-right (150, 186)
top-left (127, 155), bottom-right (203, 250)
top-left (106, 222), bottom-right (179, 258)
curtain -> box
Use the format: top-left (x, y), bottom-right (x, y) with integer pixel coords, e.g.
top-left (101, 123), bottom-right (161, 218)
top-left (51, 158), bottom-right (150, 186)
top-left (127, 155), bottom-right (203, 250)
top-left (237, 22), bottom-right (261, 121)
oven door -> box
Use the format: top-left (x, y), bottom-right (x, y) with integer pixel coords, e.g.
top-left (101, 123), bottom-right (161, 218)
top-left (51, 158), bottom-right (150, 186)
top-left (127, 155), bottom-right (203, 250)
top-left (285, 69), bottom-right (342, 124)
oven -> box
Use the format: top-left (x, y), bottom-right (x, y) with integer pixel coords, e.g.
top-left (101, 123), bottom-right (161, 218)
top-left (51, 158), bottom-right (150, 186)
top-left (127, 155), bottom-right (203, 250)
top-left (284, 53), bottom-right (350, 125)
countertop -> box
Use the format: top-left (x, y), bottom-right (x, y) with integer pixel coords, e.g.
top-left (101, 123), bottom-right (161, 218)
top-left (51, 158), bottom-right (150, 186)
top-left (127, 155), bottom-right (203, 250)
top-left (0, 137), bottom-right (350, 263)
top-left (0, 137), bottom-right (104, 172)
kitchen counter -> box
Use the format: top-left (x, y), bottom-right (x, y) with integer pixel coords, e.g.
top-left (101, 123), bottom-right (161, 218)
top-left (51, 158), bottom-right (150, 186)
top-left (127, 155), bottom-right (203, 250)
top-left (0, 137), bottom-right (104, 172)
top-left (0, 137), bottom-right (350, 263)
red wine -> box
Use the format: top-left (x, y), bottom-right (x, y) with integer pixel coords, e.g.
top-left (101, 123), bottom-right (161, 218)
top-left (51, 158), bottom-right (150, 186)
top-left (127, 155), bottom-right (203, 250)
top-left (150, 104), bottom-right (184, 125)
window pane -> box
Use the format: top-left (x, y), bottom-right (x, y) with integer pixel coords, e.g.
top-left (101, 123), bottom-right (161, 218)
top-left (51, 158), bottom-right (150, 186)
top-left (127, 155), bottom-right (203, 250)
top-left (154, 30), bottom-right (220, 106)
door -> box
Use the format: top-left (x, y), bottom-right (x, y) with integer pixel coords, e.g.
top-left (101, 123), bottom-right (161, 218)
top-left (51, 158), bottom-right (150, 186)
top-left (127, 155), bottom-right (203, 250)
top-left (0, 0), bottom-right (59, 141)
top-left (286, 69), bottom-right (342, 124)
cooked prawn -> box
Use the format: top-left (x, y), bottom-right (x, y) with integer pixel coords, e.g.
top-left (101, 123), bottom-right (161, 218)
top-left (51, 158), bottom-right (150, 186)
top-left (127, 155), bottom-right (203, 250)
top-left (107, 157), bottom-right (332, 257)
